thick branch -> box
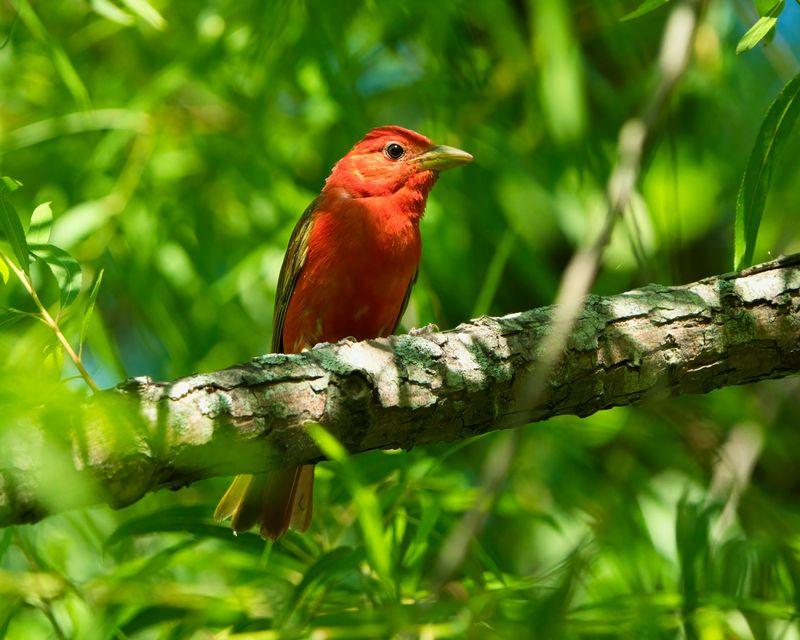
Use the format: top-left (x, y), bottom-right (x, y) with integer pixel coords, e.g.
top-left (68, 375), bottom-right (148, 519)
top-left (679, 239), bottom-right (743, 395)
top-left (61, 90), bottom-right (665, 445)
top-left (3, 256), bottom-right (800, 526)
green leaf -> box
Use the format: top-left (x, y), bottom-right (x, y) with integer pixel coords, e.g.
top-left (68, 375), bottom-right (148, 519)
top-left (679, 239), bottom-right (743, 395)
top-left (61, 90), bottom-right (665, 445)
top-left (27, 202), bottom-right (52, 246)
top-left (622, 0), bottom-right (671, 21)
top-left (90, 0), bottom-right (135, 25)
top-left (756, 0), bottom-right (783, 14)
top-left (0, 187), bottom-right (30, 275)
top-left (734, 72), bottom-right (800, 270)
top-left (30, 243), bottom-right (83, 309)
top-left (119, 0), bottom-right (166, 30)
top-left (0, 258), bottom-right (7, 285)
top-left (736, 1), bottom-right (783, 54)
top-left (286, 547), bottom-right (362, 619)
top-left (736, 16), bottom-right (778, 53)
top-left (79, 268), bottom-right (104, 357)
top-left (14, 0), bottom-right (91, 110)
top-left (471, 229), bottom-right (515, 317)
top-left (106, 506), bottom-right (241, 548)
top-left (403, 494), bottom-right (441, 568)
top-left (0, 177), bottom-right (22, 192)
top-left (306, 423), bottom-right (392, 580)
top-left (0, 307), bottom-right (38, 329)
top-left (43, 342), bottom-right (64, 379)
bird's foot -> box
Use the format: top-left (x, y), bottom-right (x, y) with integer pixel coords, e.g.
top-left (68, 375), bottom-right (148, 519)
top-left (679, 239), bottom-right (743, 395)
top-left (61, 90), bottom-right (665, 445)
top-left (409, 323), bottom-right (439, 337)
top-left (311, 336), bottom-right (358, 350)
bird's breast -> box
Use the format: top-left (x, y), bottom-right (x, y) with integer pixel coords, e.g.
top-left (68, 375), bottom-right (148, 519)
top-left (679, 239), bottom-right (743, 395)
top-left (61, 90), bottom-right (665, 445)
top-left (282, 200), bottom-right (421, 352)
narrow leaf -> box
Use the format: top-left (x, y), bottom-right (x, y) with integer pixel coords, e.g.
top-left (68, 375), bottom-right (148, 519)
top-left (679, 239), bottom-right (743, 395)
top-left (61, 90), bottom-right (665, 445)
top-left (755, 0), bottom-right (783, 15)
top-left (43, 342), bottom-right (65, 379)
top-left (736, 16), bottom-right (778, 53)
top-left (287, 547), bottom-right (361, 616)
top-left (308, 423), bottom-right (348, 462)
top-left (737, 1), bottom-right (784, 54)
top-left (14, 0), bottom-right (91, 110)
top-left (79, 268), bottom-right (104, 357)
top-left (30, 243), bottom-right (83, 309)
top-left (0, 177), bottom-right (22, 192)
top-left (306, 423), bottom-right (391, 579)
top-left (90, 0), bottom-right (135, 25)
top-left (106, 506), bottom-right (239, 548)
top-left (0, 307), bottom-right (39, 330)
top-left (0, 257), bottom-right (8, 284)
top-left (0, 190), bottom-right (30, 275)
top-left (27, 201), bottom-right (53, 245)
top-left (734, 72), bottom-right (800, 270)
top-left (120, 0), bottom-right (166, 30)
top-left (622, 0), bottom-right (671, 21)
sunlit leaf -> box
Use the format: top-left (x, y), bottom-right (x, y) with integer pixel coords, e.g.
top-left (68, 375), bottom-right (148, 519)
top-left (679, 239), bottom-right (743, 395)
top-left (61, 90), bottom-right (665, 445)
top-left (120, 0), bottom-right (166, 30)
top-left (30, 243), bottom-right (83, 309)
top-left (0, 257), bottom-right (7, 285)
top-left (79, 268), bottom-right (104, 357)
top-left (27, 202), bottom-right (52, 246)
top-left (0, 187), bottom-right (30, 275)
top-left (535, 0), bottom-right (586, 143)
top-left (622, 0), bottom-right (671, 21)
top-left (734, 72), bottom-right (800, 270)
top-left (43, 342), bottom-right (64, 378)
top-left (736, 16), bottom-right (778, 54)
top-left (737, 0), bottom-right (783, 53)
top-left (0, 177), bottom-right (22, 192)
top-left (90, 0), bottom-right (135, 25)
top-left (50, 198), bottom-right (116, 249)
top-left (0, 569), bottom-right (65, 600)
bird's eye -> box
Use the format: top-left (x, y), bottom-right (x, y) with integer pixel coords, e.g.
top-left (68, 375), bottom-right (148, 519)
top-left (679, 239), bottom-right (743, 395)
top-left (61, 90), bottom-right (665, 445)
top-left (384, 142), bottom-right (405, 160)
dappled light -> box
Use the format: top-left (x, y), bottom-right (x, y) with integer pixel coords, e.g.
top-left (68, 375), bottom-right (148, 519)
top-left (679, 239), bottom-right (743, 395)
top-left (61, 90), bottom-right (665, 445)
top-left (2, 0), bottom-right (800, 637)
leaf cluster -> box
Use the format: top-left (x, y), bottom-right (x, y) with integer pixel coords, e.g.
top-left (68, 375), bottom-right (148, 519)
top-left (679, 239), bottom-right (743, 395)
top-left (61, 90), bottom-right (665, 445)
top-left (1, 0), bottom-right (800, 637)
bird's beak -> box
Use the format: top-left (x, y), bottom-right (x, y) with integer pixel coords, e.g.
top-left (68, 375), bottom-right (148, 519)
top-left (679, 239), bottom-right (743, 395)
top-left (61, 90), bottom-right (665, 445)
top-left (415, 145), bottom-right (473, 172)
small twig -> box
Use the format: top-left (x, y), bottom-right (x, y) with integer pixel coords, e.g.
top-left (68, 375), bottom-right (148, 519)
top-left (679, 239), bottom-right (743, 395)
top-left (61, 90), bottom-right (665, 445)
top-left (432, 1), bottom-right (700, 590)
top-left (1, 252), bottom-right (99, 392)
top-left (708, 423), bottom-right (763, 542)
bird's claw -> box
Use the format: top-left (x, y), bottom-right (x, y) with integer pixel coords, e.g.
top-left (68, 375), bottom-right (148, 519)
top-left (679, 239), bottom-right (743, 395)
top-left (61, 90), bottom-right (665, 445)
top-left (409, 323), bottom-right (439, 336)
top-left (311, 336), bottom-right (358, 350)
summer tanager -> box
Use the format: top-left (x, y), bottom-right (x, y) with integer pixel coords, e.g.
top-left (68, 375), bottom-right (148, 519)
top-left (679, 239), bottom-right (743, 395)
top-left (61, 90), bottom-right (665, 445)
top-left (214, 126), bottom-right (472, 540)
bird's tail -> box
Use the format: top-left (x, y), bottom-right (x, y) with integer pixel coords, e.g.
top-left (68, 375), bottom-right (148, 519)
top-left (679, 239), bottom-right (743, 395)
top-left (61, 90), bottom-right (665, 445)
top-left (214, 465), bottom-right (314, 540)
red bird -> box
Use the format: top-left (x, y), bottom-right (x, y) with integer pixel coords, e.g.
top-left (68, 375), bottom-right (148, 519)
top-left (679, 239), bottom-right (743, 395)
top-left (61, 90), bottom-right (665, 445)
top-left (215, 126), bottom-right (472, 540)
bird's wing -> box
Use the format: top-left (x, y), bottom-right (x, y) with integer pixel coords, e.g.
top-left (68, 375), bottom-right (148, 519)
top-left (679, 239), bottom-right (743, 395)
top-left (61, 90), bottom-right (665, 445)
top-left (271, 198), bottom-right (318, 353)
top-left (389, 267), bottom-right (419, 335)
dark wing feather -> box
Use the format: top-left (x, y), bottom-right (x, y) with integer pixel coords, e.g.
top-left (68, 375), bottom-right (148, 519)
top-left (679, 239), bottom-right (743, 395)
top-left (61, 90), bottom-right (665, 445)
top-left (271, 198), bottom-right (318, 353)
top-left (388, 267), bottom-right (419, 335)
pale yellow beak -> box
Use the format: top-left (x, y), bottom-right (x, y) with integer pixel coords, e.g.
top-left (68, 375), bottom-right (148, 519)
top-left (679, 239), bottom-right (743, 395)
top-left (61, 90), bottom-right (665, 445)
top-left (415, 144), bottom-right (473, 172)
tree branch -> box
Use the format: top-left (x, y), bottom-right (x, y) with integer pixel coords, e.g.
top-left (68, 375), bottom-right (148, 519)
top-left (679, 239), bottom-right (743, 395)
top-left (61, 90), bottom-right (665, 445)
top-left (2, 255), bottom-right (800, 527)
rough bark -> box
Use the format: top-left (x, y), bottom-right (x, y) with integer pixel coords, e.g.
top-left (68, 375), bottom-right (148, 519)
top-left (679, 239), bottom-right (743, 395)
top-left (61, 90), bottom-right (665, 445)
top-left (2, 255), bottom-right (800, 527)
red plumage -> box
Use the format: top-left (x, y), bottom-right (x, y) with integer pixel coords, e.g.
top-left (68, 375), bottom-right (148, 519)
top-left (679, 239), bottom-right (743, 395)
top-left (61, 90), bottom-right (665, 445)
top-left (215, 126), bottom-right (472, 539)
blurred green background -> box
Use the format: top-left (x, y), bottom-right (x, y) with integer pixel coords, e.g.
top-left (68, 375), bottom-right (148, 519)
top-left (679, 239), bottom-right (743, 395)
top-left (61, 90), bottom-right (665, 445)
top-left (2, 0), bottom-right (800, 637)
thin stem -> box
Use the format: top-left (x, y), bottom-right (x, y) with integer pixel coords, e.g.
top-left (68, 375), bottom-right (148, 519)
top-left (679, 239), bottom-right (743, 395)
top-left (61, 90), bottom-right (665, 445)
top-left (432, 0), bottom-right (700, 591)
top-left (2, 252), bottom-right (99, 392)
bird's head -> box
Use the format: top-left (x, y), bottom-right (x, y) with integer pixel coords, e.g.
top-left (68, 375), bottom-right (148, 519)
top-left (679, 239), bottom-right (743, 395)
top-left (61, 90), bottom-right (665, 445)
top-left (323, 126), bottom-right (472, 200)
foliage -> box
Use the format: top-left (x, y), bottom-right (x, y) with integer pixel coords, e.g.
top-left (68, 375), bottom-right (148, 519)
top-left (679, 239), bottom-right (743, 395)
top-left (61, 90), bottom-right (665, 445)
top-left (1, 0), bottom-right (800, 638)
top-left (734, 71), bottom-right (800, 270)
